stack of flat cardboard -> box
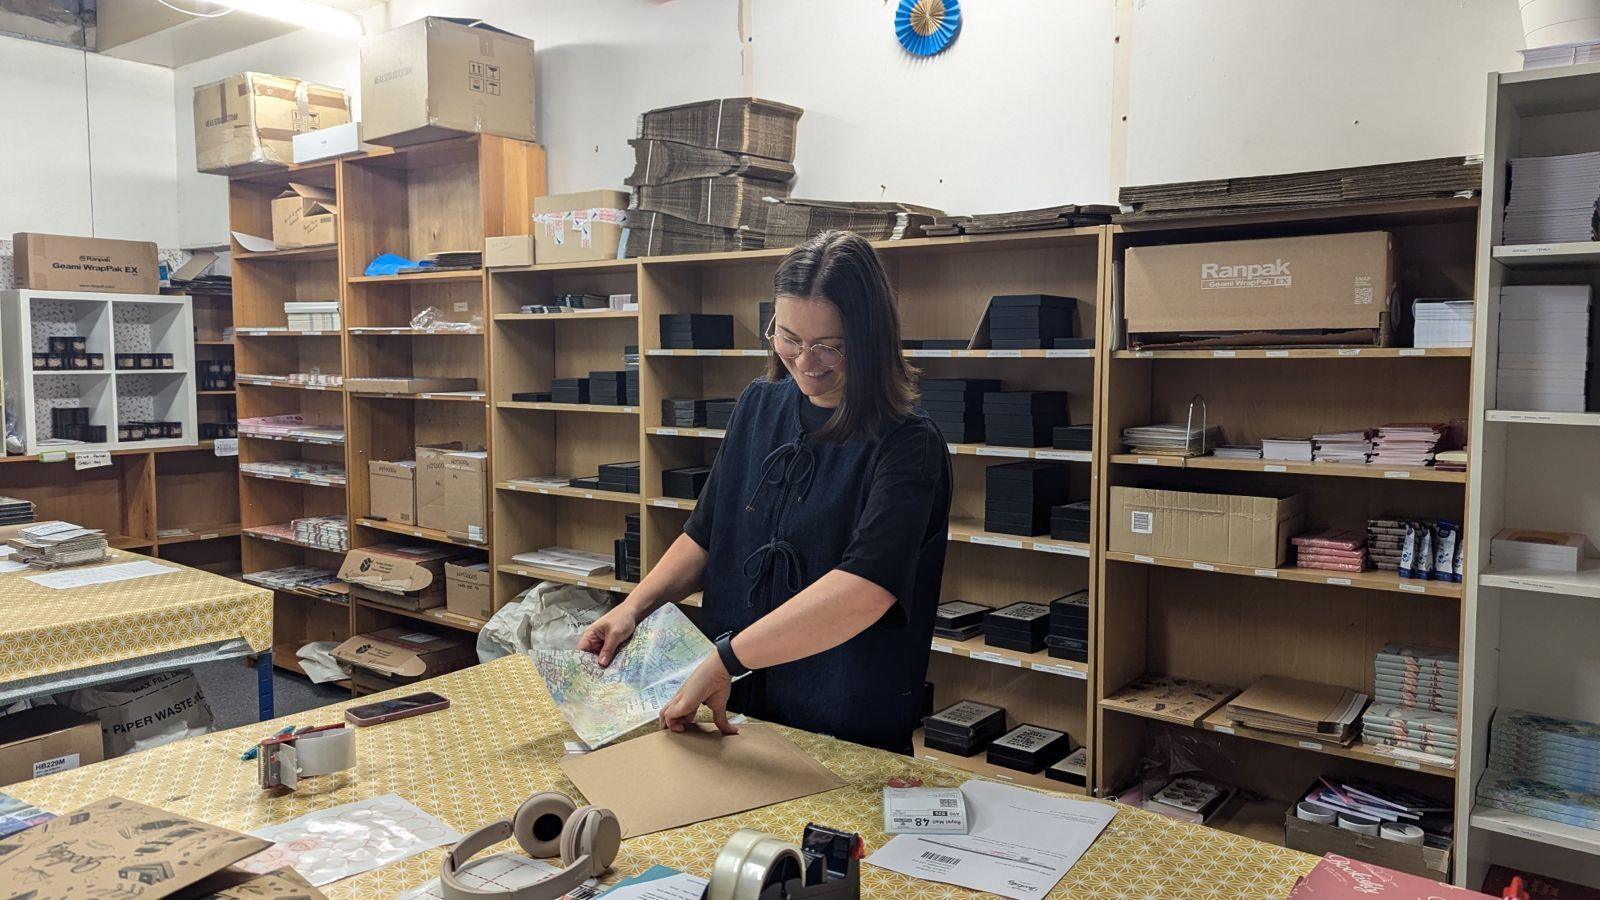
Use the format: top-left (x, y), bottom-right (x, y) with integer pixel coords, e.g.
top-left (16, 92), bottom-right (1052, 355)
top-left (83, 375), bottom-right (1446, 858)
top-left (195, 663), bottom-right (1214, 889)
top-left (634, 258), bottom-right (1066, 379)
top-left (1226, 676), bottom-right (1369, 745)
top-left (763, 198), bottom-right (943, 247)
top-left (924, 204), bottom-right (1117, 236)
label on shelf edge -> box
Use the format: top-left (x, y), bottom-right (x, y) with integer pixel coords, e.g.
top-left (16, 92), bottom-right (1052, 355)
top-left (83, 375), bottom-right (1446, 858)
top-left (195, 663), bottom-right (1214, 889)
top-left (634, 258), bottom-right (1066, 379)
top-left (1035, 450), bottom-right (1081, 461)
top-left (1253, 568), bottom-right (1278, 578)
top-left (1035, 543), bottom-right (1087, 556)
top-left (1193, 562), bottom-right (1216, 571)
top-left (1263, 464), bottom-right (1287, 472)
top-left (1327, 577), bottom-right (1353, 586)
top-left (1137, 457), bottom-right (1159, 465)
top-left (969, 535), bottom-right (1023, 549)
top-left (1031, 662), bottom-right (1087, 679)
top-left (1214, 725), bottom-right (1235, 735)
top-left (970, 651), bottom-right (1022, 667)
top-left (1396, 760), bottom-right (1421, 771)
top-left (1383, 470), bottom-right (1410, 478)
top-left (1399, 348), bottom-right (1426, 356)
top-left (656, 427), bottom-right (679, 435)
top-left (73, 450), bottom-right (111, 470)
top-left (946, 443), bottom-right (959, 454)
top-left (988, 349), bottom-right (1023, 358)
top-left (1298, 740), bottom-right (1323, 750)
top-left (1212, 350), bottom-right (1236, 357)
top-left (1399, 583), bottom-right (1426, 593)
top-left (1265, 350), bottom-right (1290, 357)
top-left (1045, 349), bottom-right (1084, 358)
top-left (931, 642), bottom-right (954, 654)
top-left (1134, 554), bottom-right (1154, 564)
top-left (977, 446), bottom-right (1027, 457)
top-left (1338, 348), bottom-right (1361, 356)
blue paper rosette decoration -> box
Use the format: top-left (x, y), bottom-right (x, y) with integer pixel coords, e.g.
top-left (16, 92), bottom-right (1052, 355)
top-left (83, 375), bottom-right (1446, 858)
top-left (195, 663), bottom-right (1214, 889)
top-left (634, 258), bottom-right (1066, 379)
top-left (896, 0), bottom-right (961, 56)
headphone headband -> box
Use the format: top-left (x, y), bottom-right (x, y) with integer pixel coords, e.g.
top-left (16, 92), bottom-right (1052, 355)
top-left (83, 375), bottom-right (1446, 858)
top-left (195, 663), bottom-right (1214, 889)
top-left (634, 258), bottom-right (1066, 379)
top-left (440, 792), bottom-right (619, 900)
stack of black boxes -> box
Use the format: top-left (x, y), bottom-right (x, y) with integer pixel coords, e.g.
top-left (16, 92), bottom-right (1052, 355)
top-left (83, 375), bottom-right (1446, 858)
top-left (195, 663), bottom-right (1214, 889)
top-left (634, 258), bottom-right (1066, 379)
top-left (1047, 590), bottom-right (1089, 663)
top-left (1052, 423), bottom-right (1093, 451)
top-left (614, 513), bottom-right (641, 583)
top-left (119, 421), bottom-right (182, 441)
top-left (988, 723), bottom-right (1073, 774)
top-left (983, 601), bottom-right (1050, 653)
top-left (51, 407), bottom-right (105, 443)
top-left (663, 398), bottom-right (735, 428)
top-left (200, 421), bottom-right (238, 439)
top-left (597, 461), bottom-right (641, 495)
top-left (984, 461), bottom-right (1070, 536)
top-left (113, 352), bottom-right (175, 370)
top-left (1050, 500), bottom-right (1091, 542)
top-left (200, 358), bottom-right (234, 391)
top-left (933, 601), bottom-right (987, 641)
top-left (34, 337), bottom-right (104, 371)
top-left (920, 378), bottom-right (1000, 444)
top-left (551, 377), bottom-right (590, 405)
top-left (662, 466), bottom-right (711, 500)
top-left (984, 294), bottom-right (1083, 350)
top-left (660, 314), bottom-right (734, 350)
top-left (589, 370), bottom-right (639, 407)
top-left (922, 699), bottom-right (1007, 757)
top-left (983, 391), bottom-right (1069, 448)
top-left (705, 399), bottom-right (737, 430)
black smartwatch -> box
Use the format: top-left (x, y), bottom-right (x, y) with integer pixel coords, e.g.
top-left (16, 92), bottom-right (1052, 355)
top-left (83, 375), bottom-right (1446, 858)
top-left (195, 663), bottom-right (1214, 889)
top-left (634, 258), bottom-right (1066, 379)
top-left (714, 631), bottom-right (752, 681)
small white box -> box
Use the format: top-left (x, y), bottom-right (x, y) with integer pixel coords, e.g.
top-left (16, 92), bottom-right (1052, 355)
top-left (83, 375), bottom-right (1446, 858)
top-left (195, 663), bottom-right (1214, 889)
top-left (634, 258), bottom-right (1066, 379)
top-left (293, 122), bottom-right (368, 164)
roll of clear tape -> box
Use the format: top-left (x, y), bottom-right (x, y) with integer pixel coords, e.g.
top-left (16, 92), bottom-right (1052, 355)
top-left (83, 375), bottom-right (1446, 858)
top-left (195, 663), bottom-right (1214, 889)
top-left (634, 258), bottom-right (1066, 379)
top-left (1337, 813), bottom-right (1381, 835)
top-left (1295, 801), bottom-right (1338, 824)
top-left (1380, 822), bottom-right (1425, 845)
top-left (705, 828), bottom-right (806, 900)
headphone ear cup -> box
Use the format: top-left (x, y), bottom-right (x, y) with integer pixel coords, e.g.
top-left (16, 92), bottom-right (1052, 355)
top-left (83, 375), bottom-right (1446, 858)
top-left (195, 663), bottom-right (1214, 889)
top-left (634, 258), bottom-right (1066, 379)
top-left (562, 806), bottom-right (622, 877)
top-left (511, 792), bottom-right (576, 859)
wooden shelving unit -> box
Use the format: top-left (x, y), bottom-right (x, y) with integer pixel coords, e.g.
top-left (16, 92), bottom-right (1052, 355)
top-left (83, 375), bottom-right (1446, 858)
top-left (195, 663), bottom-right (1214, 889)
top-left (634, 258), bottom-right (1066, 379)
top-left (1094, 198), bottom-right (1479, 864)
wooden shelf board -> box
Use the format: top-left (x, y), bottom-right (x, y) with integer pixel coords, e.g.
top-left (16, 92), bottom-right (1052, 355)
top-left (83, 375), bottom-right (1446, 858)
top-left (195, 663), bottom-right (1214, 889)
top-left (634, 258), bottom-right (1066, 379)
top-left (1486, 409), bottom-right (1600, 427)
top-left (156, 524), bottom-right (242, 545)
top-left (680, 591), bottom-right (703, 608)
top-left (1113, 347), bottom-right (1470, 360)
top-left (1191, 709), bottom-right (1455, 778)
top-left (196, 390), bottom-right (237, 396)
top-left (497, 563), bottom-right (636, 594)
top-left (240, 470), bottom-right (347, 489)
top-left (494, 310), bottom-right (638, 321)
top-left (233, 245), bottom-right (337, 262)
top-left (1110, 453), bottom-right (1466, 483)
top-left (356, 518), bottom-right (486, 549)
top-left (903, 348), bottom-right (1095, 359)
top-left (910, 729), bottom-right (1086, 795)
top-left (947, 517), bottom-right (1090, 558)
top-left (497, 481), bottom-right (641, 505)
top-left (108, 534), bottom-right (154, 550)
top-left (950, 444), bottom-right (1091, 463)
top-left (0, 440), bottom-right (215, 464)
top-left (492, 257), bottom-right (639, 274)
top-left (194, 340), bottom-right (235, 346)
top-left (931, 633), bottom-right (1088, 681)
top-left (356, 598), bottom-right (485, 634)
top-left (646, 426), bottom-right (727, 439)
top-left (1104, 550), bottom-right (1462, 598)
top-left (1470, 806), bottom-right (1600, 854)
top-left (645, 348), bottom-right (767, 358)
top-left (237, 379), bottom-right (343, 392)
top-left (347, 391), bottom-right (485, 402)
top-left (647, 496), bottom-right (696, 511)
top-left (1480, 560), bottom-right (1600, 599)
top-left (1492, 241), bottom-right (1600, 267)
top-left (348, 327), bottom-right (484, 336)
top-left (497, 401), bottom-right (637, 414)
top-left (348, 270), bottom-right (482, 284)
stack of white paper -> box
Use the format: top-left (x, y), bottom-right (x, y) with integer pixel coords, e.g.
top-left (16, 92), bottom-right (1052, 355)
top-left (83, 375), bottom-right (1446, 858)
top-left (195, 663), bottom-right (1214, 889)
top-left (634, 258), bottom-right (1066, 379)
top-left (512, 546), bottom-right (614, 576)
top-left (1522, 40), bottom-right (1600, 70)
top-left (1496, 285), bottom-right (1591, 412)
top-left (1121, 423), bottom-right (1221, 457)
top-left (1502, 151), bottom-right (1600, 244)
top-left (1312, 430), bottom-right (1373, 464)
top-left (1412, 299), bottom-right (1474, 348)
top-left (1261, 437), bottom-right (1313, 462)
top-left (1212, 444), bottom-right (1262, 460)
top-left (1491, 528), bottom-right (1587, 572)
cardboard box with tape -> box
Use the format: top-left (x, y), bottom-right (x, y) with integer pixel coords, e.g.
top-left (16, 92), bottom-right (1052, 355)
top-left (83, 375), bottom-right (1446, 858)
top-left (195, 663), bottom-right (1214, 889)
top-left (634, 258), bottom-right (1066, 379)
top-left (270, 182), bottom-right (338, 248)
top-left (1124, 231), bottom-right (1396, 349)
top-left (193, 72), bottom-right (352, 175)
top-left (533, 190), bottom-right (629, 264)
top-left (417, 445), bottom-right (488, 542)
top-left (12, 232), bottom-right (158, 294)
top-left (331, 626), bottom-right (476, 688)
top-left (337, 542), bottom-right (464, 612)
top-left (1110, 485), bottom-right (1305, 568)
top-left (360, 16), bottom-right (535, 147)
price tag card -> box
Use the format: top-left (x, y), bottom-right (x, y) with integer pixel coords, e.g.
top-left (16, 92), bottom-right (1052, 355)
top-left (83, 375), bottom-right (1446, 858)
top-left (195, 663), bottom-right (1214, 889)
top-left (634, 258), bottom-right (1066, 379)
top-left (214, 438), bottom-right (239, 457)
top-left (73, 450), bottom-right (111, 470)
top-left (883, 786), bottom-right (969, 835)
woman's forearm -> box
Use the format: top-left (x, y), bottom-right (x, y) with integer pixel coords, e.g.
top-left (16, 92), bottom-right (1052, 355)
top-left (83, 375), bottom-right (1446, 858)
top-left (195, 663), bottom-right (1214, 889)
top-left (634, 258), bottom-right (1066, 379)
top-left (620, 533), bottom-right (708, 619)
top-left (729, 569), bottom-right (896, 669)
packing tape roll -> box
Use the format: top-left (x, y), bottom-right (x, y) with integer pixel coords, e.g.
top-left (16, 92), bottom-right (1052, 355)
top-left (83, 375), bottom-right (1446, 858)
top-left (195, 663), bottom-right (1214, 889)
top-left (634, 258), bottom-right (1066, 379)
top-left (1295, 801), bottom-right (1338, 825)
top-left (1338, 813), bottom-right (1381, 836)
top-left (1380, 822), bottom-right (1425, 845)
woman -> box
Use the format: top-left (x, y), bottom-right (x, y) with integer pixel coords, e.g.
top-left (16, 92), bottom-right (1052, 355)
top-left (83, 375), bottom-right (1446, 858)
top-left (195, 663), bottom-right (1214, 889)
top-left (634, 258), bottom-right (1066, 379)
top-left (578, 230), bottom-right (951, 753)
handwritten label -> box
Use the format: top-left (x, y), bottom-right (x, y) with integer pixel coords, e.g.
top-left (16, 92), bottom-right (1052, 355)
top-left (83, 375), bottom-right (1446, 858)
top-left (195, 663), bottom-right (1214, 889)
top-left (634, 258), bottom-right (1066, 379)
top-left (73, 450), bottom-right (111, 470)
top-left (1263, 464), bottom-right (1287, 472)
top-left (969, 535), bottom-right (1023, 549)
top-left (970, 651), bottom-right (1022, 668)
top-left (1032, 662), bottom-right (1087, 679)
top-left (1326, 577), bottom-right (1353, 586)
top-left (977, 446), bottom-right (1027, 457)
top-left (1383, 470), bottom-right (1410, 479)
top-left (1254, 568), bottom-right (1279, 578)
top-left (1193, 562), bottom-right (1216, 571)
top-left (1338, 348), bottom-right (1362, 357)
top-left (214, 438), bottom-right (238, 457)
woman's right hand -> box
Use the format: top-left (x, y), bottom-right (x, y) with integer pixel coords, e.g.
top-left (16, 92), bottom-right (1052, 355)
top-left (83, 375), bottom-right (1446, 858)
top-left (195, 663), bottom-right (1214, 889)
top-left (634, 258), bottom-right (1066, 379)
top-left (577, 605), bottom-right (639, 667)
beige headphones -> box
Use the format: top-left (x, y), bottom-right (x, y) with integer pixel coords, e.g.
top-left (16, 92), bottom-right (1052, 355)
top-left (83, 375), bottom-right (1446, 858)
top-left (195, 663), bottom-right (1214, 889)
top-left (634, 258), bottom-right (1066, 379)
top-left (441, 791), bottom-right (621, 900)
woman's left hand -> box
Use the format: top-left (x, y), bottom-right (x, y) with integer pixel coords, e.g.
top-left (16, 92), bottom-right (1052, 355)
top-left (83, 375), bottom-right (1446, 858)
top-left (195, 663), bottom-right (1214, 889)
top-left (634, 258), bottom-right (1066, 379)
top-left (658, 654), bottom-right (740, 735)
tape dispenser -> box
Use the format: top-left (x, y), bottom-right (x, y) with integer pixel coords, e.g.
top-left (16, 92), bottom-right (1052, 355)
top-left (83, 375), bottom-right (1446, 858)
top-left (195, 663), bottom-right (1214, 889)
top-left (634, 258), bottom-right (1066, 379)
top-left (703, 823), bottom-right (862, 900)
top-left (257, 723), bottom-right (356, 791)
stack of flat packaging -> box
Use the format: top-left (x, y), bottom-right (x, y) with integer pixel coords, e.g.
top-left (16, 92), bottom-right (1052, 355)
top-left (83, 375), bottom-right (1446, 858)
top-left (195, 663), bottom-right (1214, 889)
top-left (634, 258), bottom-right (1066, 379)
top-left (5, 521), bottom-right (109, 568)
top-left (1312, 430), bottom-right (1373, 464)
top-left (1490, 529), bottom-right (1587, 572)
top-left (1496, 285), bottom-right (1591, 412)
top-left (763, 198), bottom-right (943, 247)
top-left (1369, 423), bottom-right (1446, 468)
top-left (927, 204), bottom-right (1117, 236)
top-left (1225, 675), bottom-right (1369, 746)
top-left (1501, 150), bottom-right (1600, 244)
top-left (1121, 422), bottom-right (1221, 457)
top-left (922, 699), bottom-right (1007, 757)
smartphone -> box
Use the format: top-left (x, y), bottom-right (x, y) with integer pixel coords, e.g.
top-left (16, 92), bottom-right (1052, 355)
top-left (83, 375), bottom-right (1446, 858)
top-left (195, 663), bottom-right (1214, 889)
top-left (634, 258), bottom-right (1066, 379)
top-left (345, 691), bottom-right (450, 726)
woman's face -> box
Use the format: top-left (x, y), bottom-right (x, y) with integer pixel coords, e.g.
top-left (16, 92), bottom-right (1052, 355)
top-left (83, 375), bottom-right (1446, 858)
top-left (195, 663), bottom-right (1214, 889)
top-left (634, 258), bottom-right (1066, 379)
top-left (772, 296), bottom-right (847, 408)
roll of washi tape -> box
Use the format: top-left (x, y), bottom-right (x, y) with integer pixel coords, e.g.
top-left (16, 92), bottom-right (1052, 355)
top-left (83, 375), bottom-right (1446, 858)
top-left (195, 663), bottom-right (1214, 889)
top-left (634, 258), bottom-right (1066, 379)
top-left (1380, 822), bottom-right (1425, 845)
top-left (1338, 813), bottom-right (1381, 835)
top-left (1295, 801), bottom-right (1338, 824)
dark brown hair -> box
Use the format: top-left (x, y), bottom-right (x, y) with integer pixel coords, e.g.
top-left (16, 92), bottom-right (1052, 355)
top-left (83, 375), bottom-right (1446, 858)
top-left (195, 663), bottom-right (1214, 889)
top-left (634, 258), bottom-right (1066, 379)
top-left (766, 230), bottom-right (917, 442)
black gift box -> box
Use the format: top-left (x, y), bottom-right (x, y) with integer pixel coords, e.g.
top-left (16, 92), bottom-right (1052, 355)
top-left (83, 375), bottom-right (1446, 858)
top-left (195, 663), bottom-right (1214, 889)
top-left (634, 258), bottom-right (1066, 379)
top-left (662, 465), bottom-right (711, 499)
top-left (987, 723), bottom-right (1071, 773)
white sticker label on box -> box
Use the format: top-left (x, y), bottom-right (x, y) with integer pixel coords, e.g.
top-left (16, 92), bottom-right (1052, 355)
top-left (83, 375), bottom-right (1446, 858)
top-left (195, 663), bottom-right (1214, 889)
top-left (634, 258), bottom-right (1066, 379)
top-left (1130, 510), bottom-right (1153, 534)
top-left (73, 450), bottom-right (110, 470)
top-left (32, 753), bottom-right (79, 778)
top-left (884, 787), bottom-right (969, 835)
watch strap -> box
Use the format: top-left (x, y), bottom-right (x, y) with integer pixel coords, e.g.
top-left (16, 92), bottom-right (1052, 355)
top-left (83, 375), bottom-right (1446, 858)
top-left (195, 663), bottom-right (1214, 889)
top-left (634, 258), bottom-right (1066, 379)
top-left (715, 632), bottom-right (752, 680)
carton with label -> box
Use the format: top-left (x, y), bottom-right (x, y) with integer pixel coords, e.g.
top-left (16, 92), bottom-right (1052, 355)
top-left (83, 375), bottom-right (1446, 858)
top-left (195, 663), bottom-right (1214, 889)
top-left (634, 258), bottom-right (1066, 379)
top-left (485, 234), bottom-right (536, 268)
top-left (270, 182), bottom-right (338, 248)
top-left (533, 190), bottom-right (630, 264)
top-left (446, 560), bottom-right (493, 620)
top-left (12, 232), bottom-right (158, 294)
top-left (337, 543), bottom-right (462, 611)
top-left (417, 446), bottom-right (488, 541)
top-left (193, 72), bottom-right (352, 175)
top-left (369, 459), bottom-right (417, 524)
top-left (360, 17), bottom-right (536, 147)
top-left (331, 626), bottom-right (475, 685)
top-left (1124, 232), bottom-right (1395, 349)
top-left (0, 706), bottom-right (103, 784)
top-left (1110, 485), bottom-right (1305, 568)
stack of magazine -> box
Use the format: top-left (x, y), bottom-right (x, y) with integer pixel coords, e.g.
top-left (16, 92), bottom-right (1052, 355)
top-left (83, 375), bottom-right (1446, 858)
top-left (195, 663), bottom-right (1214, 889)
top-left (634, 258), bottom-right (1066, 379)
top-left (6, 521), bottom-right (108, 569)
top-left (1477, 708), bottom-right (1600, 831)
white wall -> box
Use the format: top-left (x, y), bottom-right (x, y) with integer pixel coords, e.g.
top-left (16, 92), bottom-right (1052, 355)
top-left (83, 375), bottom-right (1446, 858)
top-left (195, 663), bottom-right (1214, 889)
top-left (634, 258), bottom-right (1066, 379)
top-left (0, 35), bottom-right (178, 246)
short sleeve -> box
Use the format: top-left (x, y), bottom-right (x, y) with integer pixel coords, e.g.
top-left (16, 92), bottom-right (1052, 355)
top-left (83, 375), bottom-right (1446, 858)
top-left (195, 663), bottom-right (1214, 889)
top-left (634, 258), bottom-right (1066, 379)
top-left (836, 419), bottom-right (949, 627)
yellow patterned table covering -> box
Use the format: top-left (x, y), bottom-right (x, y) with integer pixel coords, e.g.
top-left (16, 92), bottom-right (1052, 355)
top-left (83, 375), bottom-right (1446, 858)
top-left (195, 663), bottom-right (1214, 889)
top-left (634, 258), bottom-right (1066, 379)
top-left (0, 549), bottom-right (273, 683)
top-left (4, 655), bottom-right (1316, 898)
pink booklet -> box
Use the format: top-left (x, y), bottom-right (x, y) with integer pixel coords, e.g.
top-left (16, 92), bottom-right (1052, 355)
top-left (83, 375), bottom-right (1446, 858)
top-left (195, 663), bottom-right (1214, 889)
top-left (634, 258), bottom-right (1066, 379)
top-left (1292, 529), bottom-right (1367, 551)
top-left (1287, 855), bottom-right (1491, 898)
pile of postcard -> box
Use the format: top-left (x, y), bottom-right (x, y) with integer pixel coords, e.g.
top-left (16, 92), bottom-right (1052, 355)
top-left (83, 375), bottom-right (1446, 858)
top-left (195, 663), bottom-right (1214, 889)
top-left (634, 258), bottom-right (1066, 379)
top-left (1312, 430), bottom-right (1374, 464)
top-left (511, 546), bottom-right (614, 577)
top-left (1362, 643), bottom-right (1459, 767)
top-left (284, 300), bottom-right (340, 332)
top-left (290, 515), bottom-right (347, 552)
top-left (6, 520), bottom-right (108, 568)
top-left (1478, 708), bottom-right (1600, 830)
top-left (238, 414), bottom-right (344, 444)
top-left (1501, 151), bottom-right (1600, 244)
top-left (1368, 422), bottom-right (1446, 468)
top-left (1496, 285), bottom-right (1591, 412)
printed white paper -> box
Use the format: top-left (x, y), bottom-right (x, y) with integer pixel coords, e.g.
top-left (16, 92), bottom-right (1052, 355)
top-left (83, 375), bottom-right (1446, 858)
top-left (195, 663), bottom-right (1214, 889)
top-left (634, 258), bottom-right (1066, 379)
top-left (25, 560), bottom-right (179, 589)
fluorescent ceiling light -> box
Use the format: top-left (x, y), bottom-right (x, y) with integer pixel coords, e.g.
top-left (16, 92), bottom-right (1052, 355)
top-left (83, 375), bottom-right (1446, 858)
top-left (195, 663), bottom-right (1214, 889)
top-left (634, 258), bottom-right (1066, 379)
top-left (164, 0), bottom-right (366, 39)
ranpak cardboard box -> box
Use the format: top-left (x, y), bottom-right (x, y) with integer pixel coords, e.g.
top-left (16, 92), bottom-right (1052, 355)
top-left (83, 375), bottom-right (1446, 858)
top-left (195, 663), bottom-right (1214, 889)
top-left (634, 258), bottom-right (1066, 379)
top-left (0, 706), bottom-right (104, 784)
top-left (270, 182), bottom-right (338, 248)
top-left (533, 190), bottom-right (630, 264)
top-left (193, 72), bottom-right (352, 175)
top-left (417, 446), bottom-right (488, 542)
top-left (1110, 485), bottom-right (1305, 568)
top-left (337, 542), bottom-right (461, 610)
top-left (360, 17), bottom-right (535, 147)
top-left (369, 459), bottom-right (417, 524)
top-left (331, 626), bottom-right (476, 685)
top-left (12, 232), bottom-right (158, 294)
top-left (446, 561), bottom-right (493, 620)
top-left (1124, 231), bottom-right (1395, 349)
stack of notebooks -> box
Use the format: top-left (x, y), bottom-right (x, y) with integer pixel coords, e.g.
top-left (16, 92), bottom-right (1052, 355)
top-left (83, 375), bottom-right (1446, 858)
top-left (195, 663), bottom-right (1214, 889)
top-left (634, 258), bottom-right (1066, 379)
top-left (6, 521), bottom-right (108, 568)
top-left (661, 466), bottom-right (710, 500)
top-left (1261, 437), bottom-right (1313, 462)
top-left (705, 399), bottom-right (737, 430)
top-left (1291, 529), bottom-right (1368, 572)
top-left (512, 547), bottom-right (613, 577)
top-left (984, 461), bottom-right (1071, 536)
top-left (660, 314), bottom-right (734, 349)
top-left (615, 514), bottom-right (641, 583)
top-left (551, 378), bottom-right (591, 405)
top-left (1369, 422), bottom-right (1446, 468)
top-left (1046, 590), bottom-right (1089, 663)
top-left (763, 199), bottom-right (942, 247)
top-left (1121, 422), bottom-right (1221, 457)
top-left (1412, 299), bottom-right (1474, 348)
top-left (1050, 500), bottom-right (1090, 543)
top-left (1478, 708), bottom-right (1600, 831)
top-left (922, 699), bottom-right (1007, 757)
top-left (1312, 430), bottom-right (1374, 464)
top-left (1501, 151), bottom-right (1600, 244)
top-left (662, 398), bottom-right (733, 428)
top-left (0, 496), bottom-right (37, 526)
top-left (588, 369), bottom-right (639, 406)
top-left (1490, 528), bottom-right (1586, 572)
top-left (1213, 444), bottom-right (1263, 460)
top-left (290, 515), bottom-right (348, 552)
top-left (597, 461), bottom-right (641, 495)
top-left (1496, 285), bottom-right (1591, 412)
top-left (1052, 424), bottom-right (1092, 451)
top-left (919, 378), bottom-right (999, 443)
top-left (984, 390), bottom-right (1069, 447)
top-left (983, 294), bottom-right (1079, 349)
top-left (933, 601), bottom-right (987, 641)
top-left (1225, 675), bottom-right (1369, 746)
top-left (987, 724), bottom-right (1072, 774)
top-left (1363, 643), bottom-right (1460, 767)
top-left (284, 301), bottom-right (340, 332)
top-left (983, 601), bottom-right (1050, 653)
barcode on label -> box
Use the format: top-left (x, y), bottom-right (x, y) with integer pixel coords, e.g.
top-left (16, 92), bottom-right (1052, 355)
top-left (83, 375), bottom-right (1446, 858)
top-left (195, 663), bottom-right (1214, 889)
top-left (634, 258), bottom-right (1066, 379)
top-left (921, 851), bottom-right (961, 865)
top-left (1131, 510), bottom-right (1153, 534)
top-left (939, 798), bottom-right (958, 808)
top-left (568, 887), bottom-right (605, 900)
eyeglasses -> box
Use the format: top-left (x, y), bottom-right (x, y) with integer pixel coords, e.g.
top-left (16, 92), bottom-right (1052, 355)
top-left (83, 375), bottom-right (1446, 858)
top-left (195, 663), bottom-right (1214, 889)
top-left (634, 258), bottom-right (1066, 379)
top-left (765, 323), bottom-right (845, 370)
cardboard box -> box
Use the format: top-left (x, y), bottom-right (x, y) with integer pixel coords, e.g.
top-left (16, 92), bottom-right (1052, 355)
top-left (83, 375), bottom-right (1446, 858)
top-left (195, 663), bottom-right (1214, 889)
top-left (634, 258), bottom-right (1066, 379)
top-left (12, 232), bottom-right (158, 294)
top-left (1124, 232), bottom-right (1395, 348)
top-left (193, 72), bottom-right (352, 175)
top-left (1110, 485), bottom-right (1305, 568)
top-left (369, 459), bottom-right (417, 525)
top-left (533, 190), bottom-right (629, 264)
top-left (292, 121), bottom-right (374, 163)
top-left (417, 446), bottom-right (488, 541)
top-left (270, 182), bottom-right (338, 248)
top-left (485, 234), bottom-right (536, 268)
top-left (360, 17), bottom-right (535, 147)
top-left (1284, 803), bottom-right (1449, 879)
top-left (330, 626), bottom-right (476, 684)
top-left (345, 375), bottom-right (478, 394)
top-left (0, 706), bottom-right (104, 784)
top-left (446, 561), bottom-right (493, 621)
top-left (337, 543), bottom-right (462, 611)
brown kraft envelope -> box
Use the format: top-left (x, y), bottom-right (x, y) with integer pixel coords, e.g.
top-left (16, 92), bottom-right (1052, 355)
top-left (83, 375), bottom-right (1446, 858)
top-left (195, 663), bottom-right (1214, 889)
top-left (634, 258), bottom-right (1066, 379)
top-left (560, 724), bottom-right (847, 837)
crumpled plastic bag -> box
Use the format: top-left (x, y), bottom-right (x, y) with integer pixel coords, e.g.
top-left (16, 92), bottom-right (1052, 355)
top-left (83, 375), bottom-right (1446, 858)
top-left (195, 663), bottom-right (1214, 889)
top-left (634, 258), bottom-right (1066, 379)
top-left (477, 581), bottom-right (613, 662)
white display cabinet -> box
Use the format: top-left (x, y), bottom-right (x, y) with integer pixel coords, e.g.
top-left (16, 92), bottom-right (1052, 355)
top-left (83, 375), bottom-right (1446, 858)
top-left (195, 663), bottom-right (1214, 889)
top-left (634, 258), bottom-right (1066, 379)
top-left (2, 289), bottom-right (198, 455)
